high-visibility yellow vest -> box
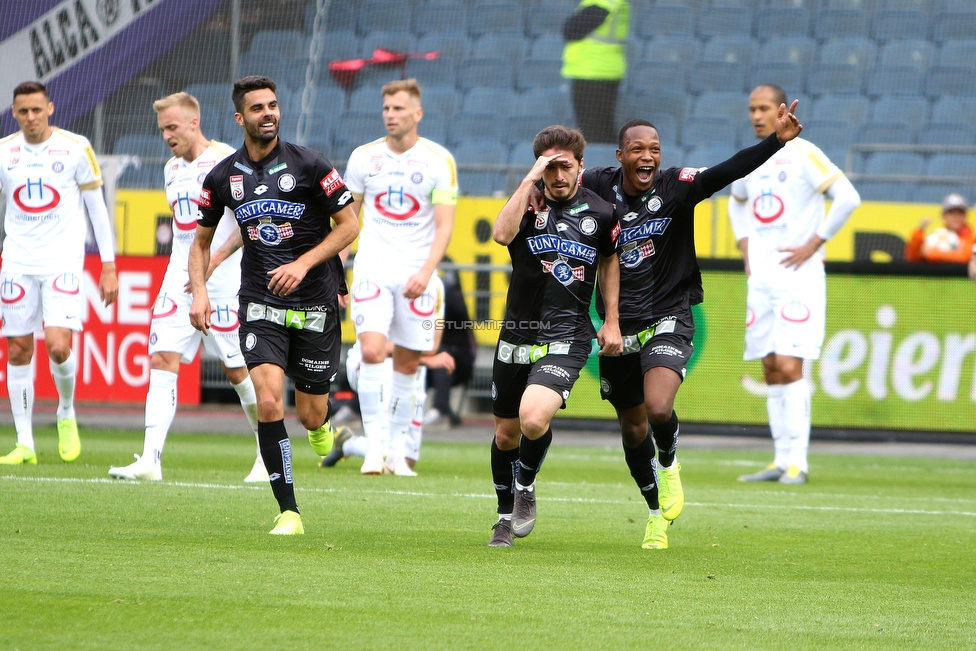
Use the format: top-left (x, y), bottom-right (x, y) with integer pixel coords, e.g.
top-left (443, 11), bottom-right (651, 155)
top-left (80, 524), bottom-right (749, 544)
top-left (561, 0), bottom-right (630, 81)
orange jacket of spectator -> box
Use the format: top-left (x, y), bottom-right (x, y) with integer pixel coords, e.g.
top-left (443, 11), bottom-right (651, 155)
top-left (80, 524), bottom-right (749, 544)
top-left (905, 224), bottom-right (976, 263)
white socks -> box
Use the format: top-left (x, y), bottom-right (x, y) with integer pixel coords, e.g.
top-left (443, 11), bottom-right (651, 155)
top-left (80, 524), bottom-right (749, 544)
top-left (767, 383), bottom-right (788, 470)
top-left (781, 378), bottom-right (811, 473)
top-left (49, 352), bottom-right (76, 420)
top-left (405, 366), bottom-right (426, 463)
top-left (358, 361), bottom-right (388, 459)
top-left (7, 363), bottom-right (34, 450)
top-left (386, 370), bottom-right (416, 465)
top-left (143, 369), bottom-right (178, 465)
top-left (232, 375), bottom-right (261, 456)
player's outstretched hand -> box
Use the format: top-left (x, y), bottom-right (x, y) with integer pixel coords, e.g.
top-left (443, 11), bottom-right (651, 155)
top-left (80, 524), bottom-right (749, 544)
top-left (267, 260), bottom-right (310, 297)
top-left (189, 293), bottom-right (212, 334)
top-left (775, 99), bottom-right (802, 144)
top-left (597, 321), bottom-right (622, 356)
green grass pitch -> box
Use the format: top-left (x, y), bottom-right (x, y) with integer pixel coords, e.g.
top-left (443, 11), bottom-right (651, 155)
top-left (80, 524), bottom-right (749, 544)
top-left (1, 427), bottom-right (974, 651)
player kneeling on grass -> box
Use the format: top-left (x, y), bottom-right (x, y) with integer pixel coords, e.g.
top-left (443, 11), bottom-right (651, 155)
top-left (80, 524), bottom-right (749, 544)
top-left (109, 91), bottom-right (266, 484)
top-left (487, 125), bottom-right (621, 548)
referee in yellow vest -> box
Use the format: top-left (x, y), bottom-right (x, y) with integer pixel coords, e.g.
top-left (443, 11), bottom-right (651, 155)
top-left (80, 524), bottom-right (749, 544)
top-left (562, 0), bottom-right (630, 143)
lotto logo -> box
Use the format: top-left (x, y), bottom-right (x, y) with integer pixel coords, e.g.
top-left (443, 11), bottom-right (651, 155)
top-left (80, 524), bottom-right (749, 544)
top-left (320, 168), bottom-right (343, 196)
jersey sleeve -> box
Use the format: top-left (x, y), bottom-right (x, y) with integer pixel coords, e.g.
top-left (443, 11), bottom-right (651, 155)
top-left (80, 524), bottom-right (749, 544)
top-left (800, 142), bottom-right (844, 194)
top-left (730, 177), bottom-right (748, 202)
top-left (599, 206), bottom-right (620, 257)
top-left (75, 137), bottom-right (103, 191)
top-left (197, 171), bottom-right (226, 227)
top-left (431, 150), bottom-right (458, 206)
top-left (311, 156), bottom-right (355, 215)
top-left (343, 148), bottom-right (366, 195)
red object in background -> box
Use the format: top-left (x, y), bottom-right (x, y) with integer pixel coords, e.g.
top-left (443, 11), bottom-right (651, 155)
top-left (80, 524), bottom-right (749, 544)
top-left (328, 49), bottom-right (439, 89)
top-left (0, 255), bottom-right (200, 405)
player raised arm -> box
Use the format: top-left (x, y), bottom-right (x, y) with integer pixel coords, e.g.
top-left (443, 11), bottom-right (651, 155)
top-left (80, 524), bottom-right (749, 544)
top-left (494, 154), bottom-right (563, 245)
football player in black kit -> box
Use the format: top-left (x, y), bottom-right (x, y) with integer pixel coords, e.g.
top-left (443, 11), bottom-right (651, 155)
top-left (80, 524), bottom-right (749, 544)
top-left (189, 76), bottom-right (359, 535)
top-left (579, 101), bottom-right (802, 549)
top-left (488, 125), bottom-right (622, 547)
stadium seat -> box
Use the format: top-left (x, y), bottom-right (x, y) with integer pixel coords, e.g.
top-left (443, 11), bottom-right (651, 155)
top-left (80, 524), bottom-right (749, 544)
top-left (332, 111), bottom-right (385, 160)
top-left (304, 1), bottom-right (356, 33)
top-left (525, 0), bottom-right (578, 37)
top-left (404, 57), bottom-right (457, 88)
top-left (583, 143), bottom-right (620, 168)
top-left (813, 9), bottom-right (869, 40)
top-left (759, 36), bottom-right (816, 70)
top-left (810, 94), bottom-right (870, 125)
top-left (862, 152), bottom-right (926, 177)
top-left (515, 58), bottom-right (563, 91)
top-left (855, 121), bottom-right (914, 144)
top-left (358, 0), bottom-right (412, 35)
top-left (457, 58), bottom-right (515, 90)
top-left (696, 6), bottom-right (753, 38)
top-left (693, 91), bottom-right (748, 122)
top-left (306, 30), bottom-right (361, 61)
top-left (412, 3), bottom-right (469, 37)
top-left (806, 64), bottom-right (863, 96)
top-left (937, 39), bottom-right (976, 68)
top-left (864, 65), bottom-right (922, 98)
top-left (235, 51), bottom-right (287, 81)
top-left (932, 97), bottom-right (976, 130)
top-left (502, 114), bottom-right (558, 148)
top-left (641, 35), bottom-right (702, 64)
top-left (646, 113), bottom-right (681, 148)
top-left (818, 37), bottom-right (876, 68)
top-left (924, 66), bottom-right (976, 98)
top-left (348, 86), bottom-right (379, 112)
top-left (689, 61), bottom-right (748, 94)
top-left (871, 95), bottom-right (929, 132)
top-left (627, 61), bottom-right (689, 94)
top-left (250, 30), bottom-right (305, 60)
top-left (361, 31), bottom-right (417, 57)
top-left (684, 144), bottom-right (737, 169)
top-left (855, 181), bottom-right (912, 202)
top-left (765, 0), bottom-right (816, 8)
top-left (471, 34), bottom-right (527, 65)
top-left (458, 170), bottom-right (505, 197)
top-left (529, 34), bottom-right (567, 60)
top-left (819, 146), bottom-right (850, 172)
top-left (878, 40), bottom-right (935, 71)
top-left (802, 119), bottom-right (855, 146)
top-left (417, 110), bottom-right (449, 145)
top-left (635, 89), bottom-right (689, 122)
top-left (926, 153), bottom-right (976, 177)
top-left (508, 142), bottom-right (537, 166)
top-left (680, 116), bottom-right (736, 149)
top-left (871, 10), bottom-right (928, 41)
top-left (917, 122), bottom-right (976, 146)
top-left (415, 33), bottom-right (471, 63)
top-left (736, 120), bottom-right (759, 148)
top-left (636, 4), bottom-right (694, 38)
top-left (913, 183), bottom-right (973, 205)
top-left (460, 88), bottom-right (517, 121)
top-left (114, 135), bottom-right (169, 189)
top-left (748, 62), bottom-right (805, 95)
top-left (702, 36), bottom-right (758, 67)
top-left (449, 111), bottom-right (502, 147)
top-left (453, 139), bottom-right (509, 167)
top-left (421, 86), bottom-right (458, 119)
top-left (516, 88), bottom-right (573, 124)
top-left (468, 2), bottom-right (525, 38)
top-left (755, 7), bottom-right (811, 39)
top-left (930, 11), bottom-right (976, 44)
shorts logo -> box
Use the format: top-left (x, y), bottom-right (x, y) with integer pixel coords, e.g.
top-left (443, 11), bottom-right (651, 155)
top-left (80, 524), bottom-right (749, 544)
top-left (149, 332), bottom-right (158, 345)
top-left (491, 382), bottom-right (497, 400)
top-left (247, 217), bottom-right (294, 245)
top-left (52, 273), bottom-right (80, 295)
top-left (579, 216), bottom-right (597, 235)
top-left (497, 342), bottom-right (514, 363)
top-left (410, 171), bottom-right (423, 184)
top-left (562, 390), bottom-right (570, 400)
top-left (278, 173), bottom-right (296, 192)
top-left (355, 314), bottom-right (365, 325)
top-left (320, 169), bottom-right (344, 196)
top-left (781, 301), bottom-right (811, 323)
top-left (535, 209), bottom-right (550, 229)
top-left (745, 307), bottom-right (756, 328)
top-left (253, 184), bottom-right (269, 196)
top-left (678, 167), bottom-right (699, 182)
top-left (152, 294), bottom-right (178, 319)
top-left (600, 378), bottom-right (611, 394)
top-left (352, 280), bottom-right (381, 302)
top-left (1, 280), bottom-right (26, 304)
top-left (409, 292), bottom-right (437, 317)
top-left (230, 175), bottom-right (245, 200)
top-left (647, 196), bottom-right (663, 213)
top-left (210, 303), bottom-right (240, 332)
top-left (245, 333), bottom-right (257, 350)
top-left (51, 161), bottom-right (64, 173)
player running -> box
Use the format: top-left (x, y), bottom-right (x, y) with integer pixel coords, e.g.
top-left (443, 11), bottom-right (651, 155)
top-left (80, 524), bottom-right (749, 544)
top-left (108, 91), bottom-right (266, 483)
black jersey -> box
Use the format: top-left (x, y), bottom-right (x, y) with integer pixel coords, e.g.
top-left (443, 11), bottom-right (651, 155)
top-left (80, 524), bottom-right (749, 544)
top-left (501, 186), bottom-right (618, 343)
top-left (582, 133), bottom-right (784, 327)
top-left (198, 140), bottom-right (354, 308)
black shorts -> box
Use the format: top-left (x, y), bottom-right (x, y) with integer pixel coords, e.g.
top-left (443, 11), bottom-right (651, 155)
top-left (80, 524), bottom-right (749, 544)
top-left (599, 312), bottom-right (695, 411)
top-left (491, 337), bottom-right (591, 419)
top-left (238, 301), bottom-right (341, 395)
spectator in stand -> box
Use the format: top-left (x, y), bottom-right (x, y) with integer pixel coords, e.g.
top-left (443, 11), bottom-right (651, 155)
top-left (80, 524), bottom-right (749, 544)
top-left (562, 0), bottom-right (630, 144)
top-left (905, 193), bottom-right (975, 263)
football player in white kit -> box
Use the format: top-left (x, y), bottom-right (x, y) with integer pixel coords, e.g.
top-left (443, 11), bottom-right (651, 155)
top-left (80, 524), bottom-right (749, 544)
top-left (0, 81), bottom-right (118, 465)
top-left (343, 79), bottom-right (457, 476)
top-left (729, 84), bottom-right (861, 484)
top-left (108, 92), bottom-right (266, 482)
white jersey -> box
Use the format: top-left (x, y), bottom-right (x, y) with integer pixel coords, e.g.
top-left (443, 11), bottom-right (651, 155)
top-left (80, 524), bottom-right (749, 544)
top-left (344, 137), bottom-right (457, 271)
top-left (161, 141), bottom-right (241, 296)
top-left (730, 138), bottom-right (844, 280)
top-left (0, 128), bottom-right (101, 273)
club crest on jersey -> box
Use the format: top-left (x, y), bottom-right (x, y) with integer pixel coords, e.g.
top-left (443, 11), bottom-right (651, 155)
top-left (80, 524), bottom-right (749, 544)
top-left (535, 209), bottom-right (550, 229)
top-left (247, 217), bottom-right (294, 246)
top-left (647, 196), bottom-right (663, 213)
top-left (579, 216), bottom-right (597, 235)
top-left (541, 258), bottom-right (584, 285)
top-left (620, 240), bottom-right (656, 268)
top-left (410, 171), bottom-right (423, 184)
top-left (51, 161), bottom-right (64, 173)
top-left (230, 175), bottom-right (245, 200)
top-left (278, 173), bottom-right (296, 192)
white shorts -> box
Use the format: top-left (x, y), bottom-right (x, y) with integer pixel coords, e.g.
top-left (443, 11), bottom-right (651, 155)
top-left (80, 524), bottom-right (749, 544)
top-left (744, 274), bottom-right (826, 361)
top-left (0, 269), bottom-right (84, 336)
top-left (149, 288), bottom-right (245, 367)
top-left (350, 272), bottom-right (444, 352)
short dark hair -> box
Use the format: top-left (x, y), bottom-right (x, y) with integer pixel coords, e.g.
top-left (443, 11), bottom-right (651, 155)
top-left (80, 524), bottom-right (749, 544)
top-left (232, 76), bottom-right (277, 113)
top-left (532, 125), bottom-right (586, 162)
top-left (13, 81), bottom-right (49, 102)
top-left (618, 119), bottom-right (658, 148)
top-left (755, 84), bottom-right (787, 107)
